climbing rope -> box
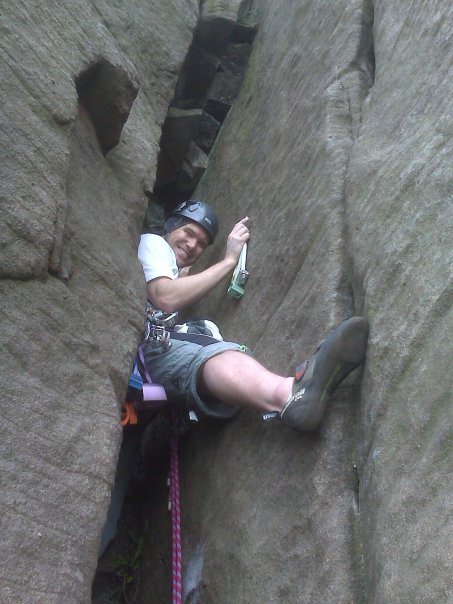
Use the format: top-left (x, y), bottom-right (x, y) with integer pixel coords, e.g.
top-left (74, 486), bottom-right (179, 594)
top-left (169, 408), bottom-right (182, 604)
top-left (122, 349), bottom-right (184, 599)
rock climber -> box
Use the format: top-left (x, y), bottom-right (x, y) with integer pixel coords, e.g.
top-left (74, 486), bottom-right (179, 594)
top-left (99, 199), bottom-right (369, 557)
top-left (137, 199), bottom-right (369, 432)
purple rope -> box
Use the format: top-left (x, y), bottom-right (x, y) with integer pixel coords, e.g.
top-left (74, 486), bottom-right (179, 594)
top-left (170, 408), bottom-right (182, 603)
top-left (139, 346), bottom-right (182, 600)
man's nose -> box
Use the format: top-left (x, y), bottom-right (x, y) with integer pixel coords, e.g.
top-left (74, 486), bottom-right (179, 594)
top-left (186, 236), bottom-right (196, 250)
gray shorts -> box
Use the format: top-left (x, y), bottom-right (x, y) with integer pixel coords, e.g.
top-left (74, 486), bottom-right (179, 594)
top-left (143, 337), bottom-right (250, 420)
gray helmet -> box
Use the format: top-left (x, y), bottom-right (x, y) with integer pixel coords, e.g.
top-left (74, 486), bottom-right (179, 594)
top-left (170, 200), bottom-right (219, 244)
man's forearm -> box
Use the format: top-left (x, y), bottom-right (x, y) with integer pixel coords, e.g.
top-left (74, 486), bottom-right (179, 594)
top-left (147, 257), bottom-right (237, 312)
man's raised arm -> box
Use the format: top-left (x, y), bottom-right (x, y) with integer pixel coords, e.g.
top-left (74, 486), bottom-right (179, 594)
top-left (147, 218), bottom-right (250, 312)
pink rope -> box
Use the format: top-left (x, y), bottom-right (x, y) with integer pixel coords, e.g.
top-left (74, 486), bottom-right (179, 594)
top-left (169, 410), bottom-right (182, 604)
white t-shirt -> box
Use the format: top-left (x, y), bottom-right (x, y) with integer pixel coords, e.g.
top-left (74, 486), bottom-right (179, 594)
top-left (138, 233), bottom-right (179, 283)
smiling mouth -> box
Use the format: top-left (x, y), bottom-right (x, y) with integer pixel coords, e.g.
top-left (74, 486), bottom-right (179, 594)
top-left (178, 247), bottom-right (190, 259)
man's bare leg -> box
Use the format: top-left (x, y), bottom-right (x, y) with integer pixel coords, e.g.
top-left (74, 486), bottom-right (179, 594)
top-left (199, 317), bottom-right (369, 432)
top-left (199, 351), bottom-right (292, 412)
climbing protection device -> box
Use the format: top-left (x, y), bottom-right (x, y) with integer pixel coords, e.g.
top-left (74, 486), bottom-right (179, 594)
top-left (227, 242), bottom-right (249, 299)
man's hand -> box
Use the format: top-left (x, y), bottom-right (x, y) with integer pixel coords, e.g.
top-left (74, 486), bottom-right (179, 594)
top-left (147, 216), bottom-right (251, 313)
top-left (225, 217), bottom-right (250, 264)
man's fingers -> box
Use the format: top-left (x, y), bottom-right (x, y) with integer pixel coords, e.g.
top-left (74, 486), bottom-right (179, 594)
top-left (233, 227), bottom-right (250, 241)
top-left (235, 224), bottom-right (249, 234)
top-left (237, 216), bottom-right (250, 229)
top-left (227, 217), bottom-right (250, 248)
top-left (234, 217), bottom-right (250, 233)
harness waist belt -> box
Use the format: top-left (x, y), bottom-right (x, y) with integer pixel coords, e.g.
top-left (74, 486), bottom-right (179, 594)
top-left (169, 330), bottom-right (220, 347)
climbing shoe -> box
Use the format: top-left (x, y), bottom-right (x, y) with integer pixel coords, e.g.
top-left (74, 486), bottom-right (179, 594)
top-left (280, 316), bottom-right (369, 432)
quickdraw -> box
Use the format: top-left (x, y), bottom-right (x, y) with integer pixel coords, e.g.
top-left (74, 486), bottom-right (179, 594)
top-left (227, 242), bottom-right (249, 299)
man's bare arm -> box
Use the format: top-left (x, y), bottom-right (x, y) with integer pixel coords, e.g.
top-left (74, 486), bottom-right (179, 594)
top-left (147, 257), bottom-right (236, 312)
top-left (147, 217), bottom-right (250, 312)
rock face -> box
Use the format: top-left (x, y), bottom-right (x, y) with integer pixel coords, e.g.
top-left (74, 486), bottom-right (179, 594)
top-left (0, 1), bottom-right (198, 602)
top-left (136, 1), bottom-right (452, 603)
top-left (152, 8), bottom-right (256, 208)
top-left (1, 1), bottom-right (451, 603)
top-left (346, 2), bottom-right (452, 601)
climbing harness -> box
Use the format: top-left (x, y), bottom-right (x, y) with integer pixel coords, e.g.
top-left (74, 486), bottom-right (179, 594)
top-left (227, 242), bottom-right (249, 299)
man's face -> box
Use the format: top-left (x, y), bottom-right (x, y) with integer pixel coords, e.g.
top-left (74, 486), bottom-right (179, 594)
top-left (166, 222), bottom-right (210, 268)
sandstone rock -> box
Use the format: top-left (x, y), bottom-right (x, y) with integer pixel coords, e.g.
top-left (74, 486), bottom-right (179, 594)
top-left (176, 142), bottom-right (209, 192)
top-left (2, 0), bottom-right (451, 602)
top-left (200, 0), bottom-right (242, 21)
top-left (218, 43), bottom-right (252, 76)
top-left (135, 1), bottom-right (452, 603)
top-left (194, 111), bottom-right (221, 153)
top-left (175, 45), bottom-right (219, 106)
top-left (0, 276), bottom-right (123, 603)
top-left (0, 2), bottom-right (199, 602)
top-left (76, 58), bottom-right (139, 154)
top-left (230, 21), bottom-right (257, 44)
top-left (345, 1), bottom-right (453, 601)
top-left (226, 42), bottom-right (253, 66)
top-left (196, 0), bottom-right (243, 52)
top-left (156, 108), bottom-right (203, 185)
top-left (205, 71), bottom-right (243, 122)
top-left (0, 2), bottom-right (147, 282)
top-left (143, 201), bottom-right (165, 235)
top-left (218, 55), bottom-right (245, 77)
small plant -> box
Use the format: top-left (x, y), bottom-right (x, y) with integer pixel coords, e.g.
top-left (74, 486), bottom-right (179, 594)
top-left (109, 532), bottom-right (145, 601)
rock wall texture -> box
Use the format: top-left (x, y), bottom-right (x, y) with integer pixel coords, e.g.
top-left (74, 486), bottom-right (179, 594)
top-left (1, 0), bottom-right (451, 603)
top-left (136, 1), bottom-right (452, 603)
top-left (0, 1), bottom-right (198, 602)
top-left (347, 2), bottom-right (452, 601)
